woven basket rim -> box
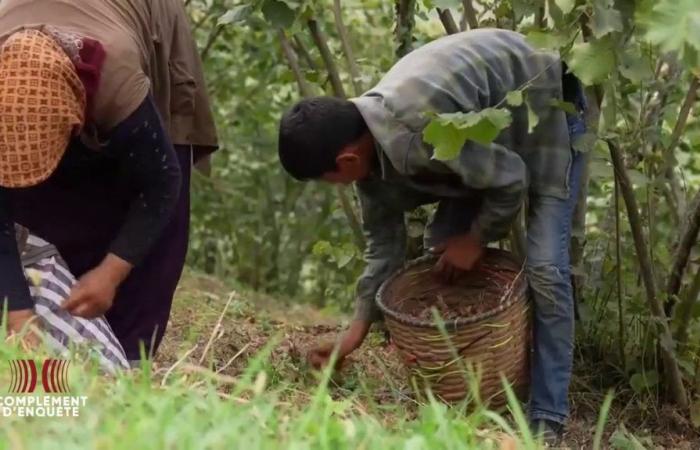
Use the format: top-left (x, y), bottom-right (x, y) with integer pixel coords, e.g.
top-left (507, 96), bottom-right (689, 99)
top-left (375, 249), bottom-right (527, 329)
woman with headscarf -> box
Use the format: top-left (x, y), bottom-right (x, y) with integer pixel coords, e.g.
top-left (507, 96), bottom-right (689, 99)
top-left (0, 0), bottom-right (218, 365)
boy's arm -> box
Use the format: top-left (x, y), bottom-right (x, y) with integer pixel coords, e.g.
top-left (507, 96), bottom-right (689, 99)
top-left (354, 179), bottom-right (407, 323)
top-left (440, 142), bottom-right (528, 243)
top-left (309, 180), bottom-right (405, 369)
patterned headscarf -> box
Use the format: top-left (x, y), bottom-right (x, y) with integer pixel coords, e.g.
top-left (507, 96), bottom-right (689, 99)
top-left (0, 29), bottom-right (86, 188)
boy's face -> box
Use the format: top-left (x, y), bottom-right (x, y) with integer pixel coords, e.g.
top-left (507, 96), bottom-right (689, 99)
top-left (320, 134), bottom-right (374, 185)
top-left (321, 156), bottom-right (369, 185)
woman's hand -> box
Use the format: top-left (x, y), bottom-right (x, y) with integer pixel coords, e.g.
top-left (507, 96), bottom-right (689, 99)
top-left (63, 253), bottom-right (132, 318)
top-left (308, 319), bottom-right (371, 371)
top-left (7, 309), bottom-right (43, 349)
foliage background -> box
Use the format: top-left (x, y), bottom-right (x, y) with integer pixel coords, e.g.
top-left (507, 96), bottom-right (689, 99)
top-left (182, 0), bottom-right (700, 414)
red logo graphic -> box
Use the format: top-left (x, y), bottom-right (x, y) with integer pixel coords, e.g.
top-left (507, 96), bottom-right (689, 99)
top-left (8, 359), bottom-right (70, 394)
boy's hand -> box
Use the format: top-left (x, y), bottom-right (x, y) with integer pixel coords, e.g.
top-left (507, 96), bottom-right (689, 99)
top-left (308, 319), bottom-right (371, 370)
top-left (63, 253), bottom-right (132, 318)
top-left (433, 231), bottom-right (484, 282)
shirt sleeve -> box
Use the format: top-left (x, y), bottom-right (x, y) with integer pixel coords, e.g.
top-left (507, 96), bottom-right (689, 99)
top-left (440, 141), bottom-right (528, 243)
top-left (354, 179), bottom-right (407, 323)
top-left (0, 190), bottom-right (32, 312)
top-left (103, 96), bottom-right (183, 266)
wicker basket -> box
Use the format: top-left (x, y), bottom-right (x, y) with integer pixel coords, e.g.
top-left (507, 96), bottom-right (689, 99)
top-left (376, 248), bottom-right (530, 408)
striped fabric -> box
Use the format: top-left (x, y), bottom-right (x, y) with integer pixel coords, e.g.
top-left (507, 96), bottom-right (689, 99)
top-left (21, 233), bottom-right (129, 373)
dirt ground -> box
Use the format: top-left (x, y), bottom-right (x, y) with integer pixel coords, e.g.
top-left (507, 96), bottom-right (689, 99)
top-left (157, 271), bottom-right (700, 449)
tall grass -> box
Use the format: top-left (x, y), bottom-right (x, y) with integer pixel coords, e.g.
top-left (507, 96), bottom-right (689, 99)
top-left (0, 333), bottom-right (561, 450)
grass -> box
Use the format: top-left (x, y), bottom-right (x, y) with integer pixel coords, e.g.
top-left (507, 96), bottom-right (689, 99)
top-left (0, 335), bottom-right (545, 450)
top-left (0, 270), bottom-right (693, 449)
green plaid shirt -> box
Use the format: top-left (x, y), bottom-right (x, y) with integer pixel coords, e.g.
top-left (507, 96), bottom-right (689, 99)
top-left (349, 29), bottom-right (576, 322)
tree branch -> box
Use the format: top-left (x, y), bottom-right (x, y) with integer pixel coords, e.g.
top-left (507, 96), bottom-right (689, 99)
top-left (332, 0), bottom-right (362, 96)
top-left (199, 24), bottom-right (224, 62)
top-left (292, 35), bottom-right (318, 71)
top-left (307, 19), bottom-right (347, 98)
top-left (437, 8), bottom-right (460, 35)
top-left (665, 76), bottom-right (699, 160)
top-left (609, 140), bottom-right (689, 409)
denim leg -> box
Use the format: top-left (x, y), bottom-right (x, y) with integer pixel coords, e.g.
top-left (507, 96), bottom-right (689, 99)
top-left (527, 150), bottom-right (584, 424)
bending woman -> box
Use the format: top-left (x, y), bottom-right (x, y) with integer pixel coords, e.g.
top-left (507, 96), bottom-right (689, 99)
top-left (0, 0), bottom-right (218, 364)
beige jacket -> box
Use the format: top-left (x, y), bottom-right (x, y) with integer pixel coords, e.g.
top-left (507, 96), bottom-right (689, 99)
top-left (0, 0), bottom-right (218, 162)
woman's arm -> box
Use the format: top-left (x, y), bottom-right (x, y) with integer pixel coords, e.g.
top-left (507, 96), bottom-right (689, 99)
top-left (63, 96), bottom-right (183, 318)
top-left (0, 190), bottom-right (36, 331)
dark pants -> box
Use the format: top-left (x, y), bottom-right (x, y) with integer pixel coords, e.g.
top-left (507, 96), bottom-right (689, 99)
top-left (8, 144), bottom-right (192, 361)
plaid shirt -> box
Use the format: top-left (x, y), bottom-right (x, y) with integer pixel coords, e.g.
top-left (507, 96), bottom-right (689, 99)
top-left (349, 29), bottom-right (581, 322)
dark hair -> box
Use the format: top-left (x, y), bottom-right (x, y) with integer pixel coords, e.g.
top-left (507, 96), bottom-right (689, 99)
top-left (278, 96), bottom-right (368, 180)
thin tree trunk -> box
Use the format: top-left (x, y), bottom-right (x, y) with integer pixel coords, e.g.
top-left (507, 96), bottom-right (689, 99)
top-left (332, 0), bottom-right (363, 96)
top-left (662, 76), bottom-right (698, 215)
top-left (279, 31), bottom-right (314, 98)
top-left (615, 178), bottom-right (626, 370)
top-left (462, 0), bottom-right (479, 29)
top-left (571, 88), bottom-right (600, 302)
top-left (669, 190), bottom-right (700, 342)
top-left (608, 140), bottom-right (689, 409)
top-left (395, 0), bottom-right (416, 57)
top-left (305, 19), bottom-right (366, 249)
top-left (307, 19), bottom-right (347, 98)
top-left (437, 8), bottom-right (459, 35)
top-left (676, 264), bottom-right (700, 345)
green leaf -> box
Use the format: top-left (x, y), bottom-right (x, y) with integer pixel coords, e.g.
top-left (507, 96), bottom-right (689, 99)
top-left (619, 49), bottom-right (654, 82)
top-left (525, 30), bottom-right (571, 50)
top-left (261, 0), bottom-right (296, 29)
top-left (334, 244), bottom-right (356, 269)
top-left (691, 399), bottom-right (700, 429)
top-left (506, 90), bottom-right (524, 107)
top-left (547, 0), bottom-right (575, 24)
top-left (424, 108), bottom-right (512, 160)
top-left (512, 0), bottom-right (540, 21)
top-left (609, 425), bottom-right (651, 450)
top-left (423, 120), bottom-right (469, 161)
top-left (591, 0), bottom-right (624, 38)
top-left (554, 0), bottom-right (575, 15)
top-left (433, 0), bottom-right (461, 8)
top-left (526, 101), bottom-right (539, 134)
top-left (566, 38), bottom-right (616, 85)
top-left (312, 240), bottom-right (332, 257)
top-left (218, 5), bottom-right (253, 26)
top-left (628, 169), bottom-right (649, 187)
top-left (572, 132), bottom-right (598, 153)
top-left (629, 371), bottom-right (659, 394)
top-left (549, 99), bottom-right (578, 115)
top-left (643, 0), bottom-right (700, 55)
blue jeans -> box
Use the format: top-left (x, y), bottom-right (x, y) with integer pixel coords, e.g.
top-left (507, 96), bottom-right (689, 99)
top-left (526, 147), bottom-right (583, 424)
top-left (424, 114), bottom-right (586, 425)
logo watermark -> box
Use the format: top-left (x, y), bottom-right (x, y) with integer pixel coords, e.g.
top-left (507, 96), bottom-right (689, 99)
top-left (2, 359), bottom-right (87, 417)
